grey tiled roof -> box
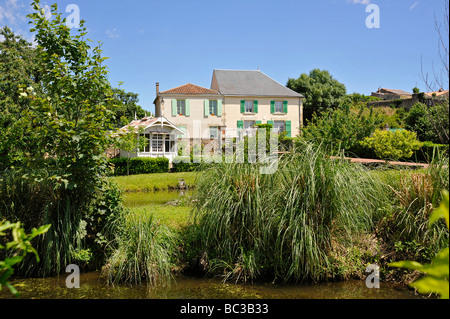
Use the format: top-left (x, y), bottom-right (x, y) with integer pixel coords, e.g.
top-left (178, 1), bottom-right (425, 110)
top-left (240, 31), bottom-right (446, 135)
top-left (211, 70), bottom-right (303, 98)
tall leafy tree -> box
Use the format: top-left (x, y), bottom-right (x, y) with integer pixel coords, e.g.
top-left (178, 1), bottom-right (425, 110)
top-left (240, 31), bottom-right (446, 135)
top-left (287, 69), bottom-right (347, 122)
top-left (0, 0), bottom-right (122, 276)
top-left (0, 26), bottom-right (44, 169)
top-left (111, 87), bottom-right (147, 128)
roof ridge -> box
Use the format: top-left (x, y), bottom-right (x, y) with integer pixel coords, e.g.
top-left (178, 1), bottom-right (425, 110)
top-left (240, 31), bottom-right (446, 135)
top-left (160, 82), bottom-right (219, 95)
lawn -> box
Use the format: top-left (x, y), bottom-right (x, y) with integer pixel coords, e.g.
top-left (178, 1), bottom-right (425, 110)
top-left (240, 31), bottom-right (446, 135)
top-left (111, 171), bottom-right (198, 192)
top-left (115, 173), bottom-right (196, 228)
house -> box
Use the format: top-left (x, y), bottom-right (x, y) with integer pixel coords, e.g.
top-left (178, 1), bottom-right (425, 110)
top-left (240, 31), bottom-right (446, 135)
top-left (118, 116), bottom-right (185, 162)
top-left (153, 70), bottom-right (304, 141)
top-left (368, 87), bottom-right (449, 109)
top-left (371, 88), bottom-right (413, 100)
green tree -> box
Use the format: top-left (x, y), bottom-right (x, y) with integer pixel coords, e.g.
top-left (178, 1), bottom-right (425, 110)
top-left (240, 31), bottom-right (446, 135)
top-left (0, 0), bottom-right (122, 276)
top-left (405, 102), bottom-right (449, 144)
top-left (0, 26), bottom-right (44, 169)
top-left (111, 87), bottom-right (147, 129)
top-left (287, 69), bottom-right (347, 122)
top-left (301, 104), bottom-right (383, 156)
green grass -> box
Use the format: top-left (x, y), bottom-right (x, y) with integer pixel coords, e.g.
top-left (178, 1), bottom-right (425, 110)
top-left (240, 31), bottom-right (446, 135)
top-left (110, 172), bottom-right (198, 192)
top-left (122, 189), bottom-right (193, 229)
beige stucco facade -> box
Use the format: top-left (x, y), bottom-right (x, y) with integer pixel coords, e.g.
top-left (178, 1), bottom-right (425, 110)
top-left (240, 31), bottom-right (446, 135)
top-left (155, 94), bottom-right (302, 139)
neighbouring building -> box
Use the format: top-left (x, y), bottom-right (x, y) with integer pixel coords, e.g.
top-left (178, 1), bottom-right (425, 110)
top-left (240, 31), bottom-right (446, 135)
top-left (371, 88), bottom-right (413, 100)
top-left (153, 69), bottom-right (304, 141)
top-left (368, 87), bottom-right (449, 109)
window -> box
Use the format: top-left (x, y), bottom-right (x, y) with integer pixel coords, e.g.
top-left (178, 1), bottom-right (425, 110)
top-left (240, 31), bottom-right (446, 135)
top-left (165, 139), bottom-right (175, 153)
top-left (151, 134), bottom-right (164, 152)
top-left (139, 134), bottom-right (151, 152)
top-left (245, 101), bottom-right (254, 113)
top-left (244, 120), bottom-right (256, 130)
top-left (177, 100), bottom-right (186, 115)
top-left (273, 121), bottom-right (285, 133)
top-left (209, 100), bottom-right (218, 115)
top-left (178, 125), bottom-right (187, 138)
top-left (275, 101), bottom-right (283, 113)
top-left (209, 126), bottom-right (219, 139)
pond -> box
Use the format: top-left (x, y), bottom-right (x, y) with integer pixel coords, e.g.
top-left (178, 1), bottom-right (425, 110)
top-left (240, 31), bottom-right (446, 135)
top-left (0, 271), bottom-right (423, 299)
top-left (0, 190), bottom-right (426, 300)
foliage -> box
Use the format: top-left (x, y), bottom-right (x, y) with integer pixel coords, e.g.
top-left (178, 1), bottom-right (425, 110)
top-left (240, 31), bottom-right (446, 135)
top-left (301, 104), bottom-right (383, 157)
top-left (412, 141), bottom-right (449, 163)
top-left (191, 142), bottom-right (383, 283)
top-left (389, 190), bottom-right (449, 299)
top-left (0, 221), bottom-right (50, 297)
top-left (110, 87), bottom-right (147, 129)
top-left (0, 0), bottom-right (129, 277)
top-left (376, 154), bottom-right (449, 263)
top-left (109, 157), bottom-right (169, 176)
top-left (405, 102), bottom-right (449, 144)
top-left (287, 69), bottom-right (347, 121)
top-left (361, 129), bottom-right (423, 160)
top-left (0, 26), bottom-right (44, 170)
top-left (103, 209), bottom-right (178, 286)
top-left (113, 126), bottom-right (147, 175)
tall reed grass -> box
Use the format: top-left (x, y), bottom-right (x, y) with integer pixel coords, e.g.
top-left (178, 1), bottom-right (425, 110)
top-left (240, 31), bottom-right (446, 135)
top-left (104, 208), bottom-right (178, 287)
top-left (192, 142), bottom-right (384, 283)
top-left (377, 153), bottom-right (449, 261)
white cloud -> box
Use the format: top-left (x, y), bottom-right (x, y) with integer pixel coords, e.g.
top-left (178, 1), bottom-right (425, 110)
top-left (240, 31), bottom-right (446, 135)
top-left (409, 1), bottom-right (419, 10)
top-left (0, 0), bottom-right (19, 24)
top-left (106, 28), bottom-right (120, 39)
top-left (43, 4), bottom-right (52, 20)
top-left (347, 0), bottom-right (371, 5)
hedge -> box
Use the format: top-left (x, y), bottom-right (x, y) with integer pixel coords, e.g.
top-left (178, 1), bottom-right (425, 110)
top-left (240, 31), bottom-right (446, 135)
top-left (109, 157), bottom-right (169, 176)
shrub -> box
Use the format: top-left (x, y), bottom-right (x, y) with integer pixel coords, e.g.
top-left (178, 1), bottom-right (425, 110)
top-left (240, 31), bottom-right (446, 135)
top-left (412, 141), bottom-right (449, 163)
top-left (0, 169), bottom-right (125, 276)
top-left (301, 104), bottom-right (383, 157)
top-left (405, 101), bottom-right (449, 144)
top-left (109, 157), bottom-right (169, 176)
top-left (361, 129), bottom-right (422, 160)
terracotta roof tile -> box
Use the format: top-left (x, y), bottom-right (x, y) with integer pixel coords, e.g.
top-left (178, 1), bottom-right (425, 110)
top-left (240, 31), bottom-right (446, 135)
top-left (160, 83), bottom-right (219, 95)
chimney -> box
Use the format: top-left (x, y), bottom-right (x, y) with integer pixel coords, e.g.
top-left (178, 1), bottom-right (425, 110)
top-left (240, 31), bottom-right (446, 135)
top-left (155, 82), bottom-right (161, 117)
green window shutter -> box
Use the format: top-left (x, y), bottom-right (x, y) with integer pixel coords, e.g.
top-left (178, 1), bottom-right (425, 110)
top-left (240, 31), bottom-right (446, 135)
top-left (204, 100), bottom-right (209, 117)
top-left (217, 100), bottom-right (223, 117)
top-left (237, 120), bottom-right (244, 129)
top-left (283, 101), bottom-right (288, 114)
top-left (285, 120), bottom-right (292, 137)
top-left (267, 120), bottom-right (274, 128)
top-left (185, 99), bottom-right (190, 117)
top-left (253, 100), bottom-right (258, 113)
top-left (172, 99), bottom-right (177, 117)
top-left (270, 101), bottom-right (275, 114)
top-left (240, 100), bottom-right (245, 113)
top-left (255, 120), bottom-right (262, 125)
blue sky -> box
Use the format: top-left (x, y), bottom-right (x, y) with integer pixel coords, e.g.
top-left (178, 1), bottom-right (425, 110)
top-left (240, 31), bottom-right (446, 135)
top-left (1, 0), bottom-right (448, 113)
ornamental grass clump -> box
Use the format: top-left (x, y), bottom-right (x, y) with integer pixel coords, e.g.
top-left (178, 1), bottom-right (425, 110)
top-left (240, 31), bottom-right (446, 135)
top-left (192, 142), bottom-right (382, 283)
top-left (104, 209), bottom-right (178, 287)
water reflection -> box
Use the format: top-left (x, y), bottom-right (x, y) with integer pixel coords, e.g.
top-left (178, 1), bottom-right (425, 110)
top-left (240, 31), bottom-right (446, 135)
top-left (0, 272), bottom-right (423, 299)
